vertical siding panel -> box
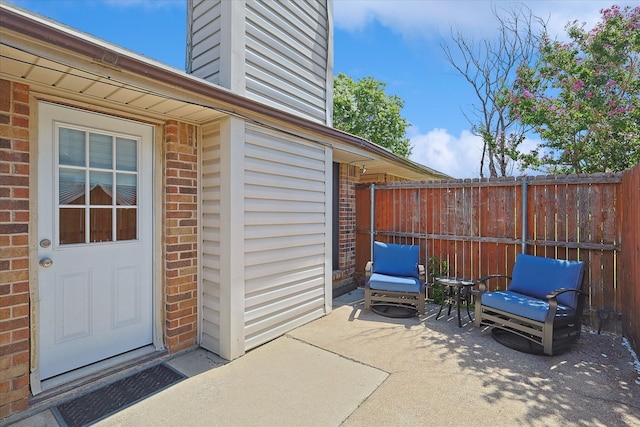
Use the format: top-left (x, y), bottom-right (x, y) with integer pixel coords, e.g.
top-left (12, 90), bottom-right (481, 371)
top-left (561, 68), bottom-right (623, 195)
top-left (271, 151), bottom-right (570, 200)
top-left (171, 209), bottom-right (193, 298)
top-left (376, 189), bottom-right (391, 240)
top-left (564, 180), bottom-right (580, 264)
top-left (621, 165), bottom-right (640, 355)
top-left (470, 183), bottom-right (482, 280)
top-left (505, 182), bottom-right (518, 266)
top-left (424, 187), bottom-right (435, 271)
top-left (486, 184), bottom-right (502, 280)
top-left (591, 182), bottom-right (606, 311)
top-left (200, 121), bottom-right (222, 353)
top-left (531, 180), bottom-right (546, 257)
top-left (478, 184), bottom-right (490, 280)
top-left (544, 179), bottom-right (558, 259)
top-left (526, 179), bottom-right (536, 255)
top-left (612, 180), bottom-right (623, 317)
top-left (504, 182), bottom-right (518, 278)
top-left (555, 181), bottom-right (568, 260)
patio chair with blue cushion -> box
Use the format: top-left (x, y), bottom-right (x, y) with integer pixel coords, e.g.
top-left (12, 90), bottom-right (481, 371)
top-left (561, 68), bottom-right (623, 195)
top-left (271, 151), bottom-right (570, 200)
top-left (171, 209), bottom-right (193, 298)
top-left (364, 241), bottom-right (426, 316)
top-left (474, 253), bottom-right (586, 355)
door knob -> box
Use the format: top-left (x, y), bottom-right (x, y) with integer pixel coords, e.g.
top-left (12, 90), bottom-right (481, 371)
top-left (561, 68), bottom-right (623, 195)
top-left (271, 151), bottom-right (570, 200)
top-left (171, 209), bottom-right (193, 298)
top-left (39, 258), bottom-right (53, 268)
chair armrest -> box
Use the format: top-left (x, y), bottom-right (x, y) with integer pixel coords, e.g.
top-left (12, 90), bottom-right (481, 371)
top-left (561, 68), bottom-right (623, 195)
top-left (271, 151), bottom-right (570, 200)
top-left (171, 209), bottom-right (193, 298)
top-left (544, 288), bottom-right (587, 326)
top-left (476, 274), bottom-right (511, 293)
top-left (365, 261), bottom-right (373, 286)
top-left (545, 288), bottom-right (585, 300)
top-left (418, 264), bottom-right (425, 277)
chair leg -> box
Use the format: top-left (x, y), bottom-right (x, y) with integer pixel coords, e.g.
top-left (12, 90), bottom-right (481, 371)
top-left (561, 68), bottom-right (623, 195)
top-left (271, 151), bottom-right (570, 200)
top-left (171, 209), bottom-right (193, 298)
top-left (418, 293), bottom-right (426, 315)
top-left (436, 299), bottom-right (445, 319)
top-left (364, 288), bottom-right (372, 310)
top-left (474, 300), bottom-right (482, 328)
top-left (464, 289), bottom-right (472, 321)
top-left (543, 326), bottom-right (554, 356)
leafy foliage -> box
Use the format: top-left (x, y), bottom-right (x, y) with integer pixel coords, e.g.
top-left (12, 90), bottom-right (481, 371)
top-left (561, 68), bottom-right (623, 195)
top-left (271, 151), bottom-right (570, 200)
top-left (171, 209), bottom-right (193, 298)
top-left (333, 72), bottom-right (412, 157)
top-left (509, 5), bottom-right (640, 173)
top-left (427, 256), bottom-right (449, 304)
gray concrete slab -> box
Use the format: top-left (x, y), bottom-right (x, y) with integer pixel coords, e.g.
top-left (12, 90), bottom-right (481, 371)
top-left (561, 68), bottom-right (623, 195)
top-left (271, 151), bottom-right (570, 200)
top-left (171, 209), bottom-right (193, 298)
top-left (290, 291), bottom-right (640, 426)
top-left (7, 289), bottom-right (640, 427)
top-left (95, 337), bottom-right (387, 427)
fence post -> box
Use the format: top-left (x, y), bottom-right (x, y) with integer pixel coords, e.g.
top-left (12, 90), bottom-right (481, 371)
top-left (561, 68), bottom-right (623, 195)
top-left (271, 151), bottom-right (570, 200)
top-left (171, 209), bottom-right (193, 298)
top-left (521, 177), bottom-right (528, 254)
top-left (370, 183), bottom-right (375, 261)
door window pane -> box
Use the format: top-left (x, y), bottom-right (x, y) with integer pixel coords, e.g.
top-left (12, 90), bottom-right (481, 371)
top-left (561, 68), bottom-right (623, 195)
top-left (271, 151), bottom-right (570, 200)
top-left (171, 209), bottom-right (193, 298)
top-left (90, 133), bottom-right (113, 169)
top-left (90, 171), bottom-right (113, 205)
top-left (116, 138), bottom-right (137, 171)
top-left (59, 128), bottom-right (85, 166)
top-left (90, 208), bottom-right (113, 243)
top-left (117, 208), bottom-right (137, 241)
top-left (116, 173), bottom-right (137, 206)
top-left (59, 168), bottom-right (85, 205)
top-left (59, 208), bottom-right (85, 244)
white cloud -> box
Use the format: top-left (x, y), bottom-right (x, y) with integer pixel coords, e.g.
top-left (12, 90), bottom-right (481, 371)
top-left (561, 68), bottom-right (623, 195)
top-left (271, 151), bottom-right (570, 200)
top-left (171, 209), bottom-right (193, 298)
top-left (333, 0), bottom-right (493, 39)
top-left (333, 0), bottom-right (638, 40)
top-left (409, 127), bottom-right (543, 179)
top-left (409, 127), bottom-right (483, 179)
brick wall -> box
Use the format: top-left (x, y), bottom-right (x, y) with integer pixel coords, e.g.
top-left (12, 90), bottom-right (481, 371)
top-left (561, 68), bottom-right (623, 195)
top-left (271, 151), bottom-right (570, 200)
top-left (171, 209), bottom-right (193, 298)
top-left (333, 164), bottom-right (356, 293)
top-left (0, 79), bottom-right (31, 419)
top-left (164, 120), bottom-right (199, 353)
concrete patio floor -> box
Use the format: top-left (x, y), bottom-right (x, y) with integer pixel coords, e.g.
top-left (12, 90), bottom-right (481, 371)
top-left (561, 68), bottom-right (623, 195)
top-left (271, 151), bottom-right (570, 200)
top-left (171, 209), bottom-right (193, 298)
top-left (8, 289), bottom-right (640, 426)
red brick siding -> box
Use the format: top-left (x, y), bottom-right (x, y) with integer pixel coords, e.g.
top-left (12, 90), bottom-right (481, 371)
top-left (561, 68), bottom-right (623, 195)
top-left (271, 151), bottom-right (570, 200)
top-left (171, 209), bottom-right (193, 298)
top-left (338, 164), bottom-right (356, 273)
top-left (164, 120), bottom-right (199, 353)
top-left (0, 79), bottom-right (31, 419)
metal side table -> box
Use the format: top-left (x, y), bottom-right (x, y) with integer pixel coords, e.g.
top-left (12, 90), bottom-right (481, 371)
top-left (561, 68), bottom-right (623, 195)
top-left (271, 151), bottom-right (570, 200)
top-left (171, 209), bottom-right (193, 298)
top-left (435, 277), bottom-right (475, 327)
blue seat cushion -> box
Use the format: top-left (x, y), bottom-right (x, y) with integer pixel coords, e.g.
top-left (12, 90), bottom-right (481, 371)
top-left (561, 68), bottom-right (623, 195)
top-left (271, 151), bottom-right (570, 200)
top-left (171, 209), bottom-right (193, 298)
top-left (481, 290), bottom-right (576, 323)
top-left (508, 254), bottom-right (584, 309)
top-left (372, 241), bottom-right (419, 277)
top-left (368, 273), bottom-right (423, 294)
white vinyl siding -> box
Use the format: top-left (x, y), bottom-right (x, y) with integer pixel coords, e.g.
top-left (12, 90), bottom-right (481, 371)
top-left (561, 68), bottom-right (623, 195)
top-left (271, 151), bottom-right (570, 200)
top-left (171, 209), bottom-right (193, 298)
top-left (243, 125), bottom-right (328, 350)
top-left (200, 121), bottom-right (222, 353)
top-left (245, 0), bottom-right (330, 123)
top-left (187, 0), bottom-right (332, 124)
top-left (188, 0), bottom-right (223, 82)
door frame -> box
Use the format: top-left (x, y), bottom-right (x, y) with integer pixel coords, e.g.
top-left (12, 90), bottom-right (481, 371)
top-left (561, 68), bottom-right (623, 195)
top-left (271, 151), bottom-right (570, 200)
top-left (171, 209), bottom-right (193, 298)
top-left (29, 97), bottom-right (165, 395)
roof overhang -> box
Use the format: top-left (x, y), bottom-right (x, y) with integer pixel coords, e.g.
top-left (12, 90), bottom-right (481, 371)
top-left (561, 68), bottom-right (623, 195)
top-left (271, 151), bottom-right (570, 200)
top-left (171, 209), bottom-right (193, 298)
top-left (0, 3), bottom-right (450, 181)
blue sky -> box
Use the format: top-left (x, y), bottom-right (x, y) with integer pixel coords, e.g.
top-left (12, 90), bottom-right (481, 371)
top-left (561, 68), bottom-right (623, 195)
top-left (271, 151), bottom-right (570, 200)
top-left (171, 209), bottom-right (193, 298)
top-left (7, 0), bottom-right (635, 178)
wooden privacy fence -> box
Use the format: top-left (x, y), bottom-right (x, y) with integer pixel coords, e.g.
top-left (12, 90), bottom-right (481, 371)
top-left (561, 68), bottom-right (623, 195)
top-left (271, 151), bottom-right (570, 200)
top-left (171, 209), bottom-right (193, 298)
top-left (355, 170), bottom-right (638, 344)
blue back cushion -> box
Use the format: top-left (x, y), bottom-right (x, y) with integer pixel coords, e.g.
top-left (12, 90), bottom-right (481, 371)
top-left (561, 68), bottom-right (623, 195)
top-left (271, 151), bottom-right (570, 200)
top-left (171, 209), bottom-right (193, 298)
top-left (372, 241), bottom-right (419, 278)
top-left (508, 254), bottom-right (585, 309)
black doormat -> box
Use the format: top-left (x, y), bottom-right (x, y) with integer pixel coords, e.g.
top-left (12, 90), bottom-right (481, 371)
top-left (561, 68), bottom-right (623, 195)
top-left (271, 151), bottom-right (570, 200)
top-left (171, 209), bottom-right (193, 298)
top-left (52, 363), bottom-right (186, 427)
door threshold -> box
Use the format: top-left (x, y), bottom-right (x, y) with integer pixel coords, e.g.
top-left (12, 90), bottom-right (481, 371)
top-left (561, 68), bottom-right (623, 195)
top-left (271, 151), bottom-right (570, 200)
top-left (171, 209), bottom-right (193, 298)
top-left (30, 345), bottom-right (168, 408)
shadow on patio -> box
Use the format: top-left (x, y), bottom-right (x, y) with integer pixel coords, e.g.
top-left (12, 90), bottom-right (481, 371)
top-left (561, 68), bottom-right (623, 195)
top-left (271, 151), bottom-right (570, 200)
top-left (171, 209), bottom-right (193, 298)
top-left (288, 288), bottom-right (640, 426)
top-left (15, 288), bottom-right (639, 427)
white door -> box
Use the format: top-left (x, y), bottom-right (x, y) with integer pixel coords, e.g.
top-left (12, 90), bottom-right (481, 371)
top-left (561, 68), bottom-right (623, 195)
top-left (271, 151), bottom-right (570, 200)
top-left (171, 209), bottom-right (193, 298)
top-left (37, 102), bottom-right (154, 380)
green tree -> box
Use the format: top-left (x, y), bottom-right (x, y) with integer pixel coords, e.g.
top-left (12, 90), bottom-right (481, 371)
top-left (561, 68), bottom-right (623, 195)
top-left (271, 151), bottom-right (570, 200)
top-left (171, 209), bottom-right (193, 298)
top-left (333, 72), bottom-right (412, 157)
top-left (509, 5), bottom-right (640, 174)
